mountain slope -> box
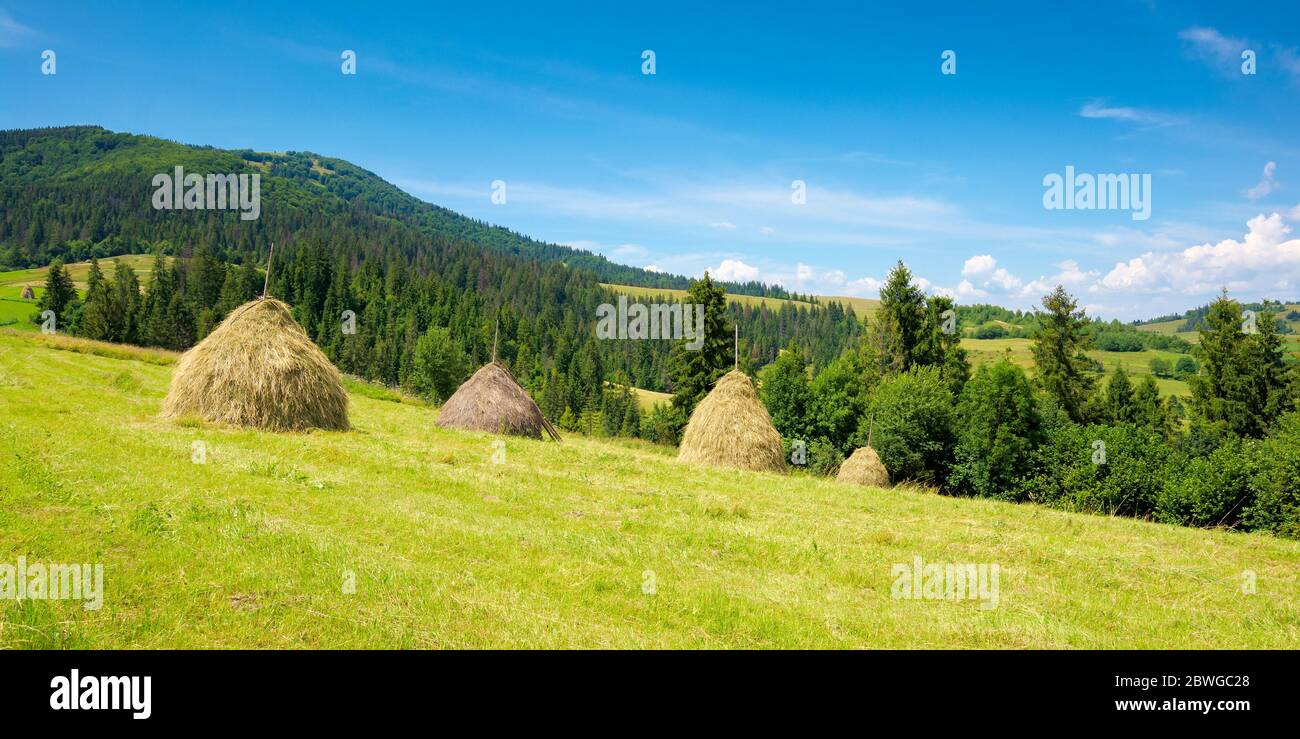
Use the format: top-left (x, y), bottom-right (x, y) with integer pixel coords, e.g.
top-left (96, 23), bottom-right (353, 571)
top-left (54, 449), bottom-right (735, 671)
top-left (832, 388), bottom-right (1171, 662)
top-left (0, 125), bottom-right (798, 299)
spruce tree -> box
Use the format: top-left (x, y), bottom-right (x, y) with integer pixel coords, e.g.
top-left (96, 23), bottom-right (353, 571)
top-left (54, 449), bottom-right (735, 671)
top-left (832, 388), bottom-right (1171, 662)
top-left (1030, 285), bottom-right (1095, 422)
top-left (670, 272), bottom-right (731, 414)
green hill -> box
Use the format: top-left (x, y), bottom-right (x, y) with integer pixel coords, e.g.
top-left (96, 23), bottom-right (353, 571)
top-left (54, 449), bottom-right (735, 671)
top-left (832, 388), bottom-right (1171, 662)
top-left (2, 329), bottom-right (1297, 648)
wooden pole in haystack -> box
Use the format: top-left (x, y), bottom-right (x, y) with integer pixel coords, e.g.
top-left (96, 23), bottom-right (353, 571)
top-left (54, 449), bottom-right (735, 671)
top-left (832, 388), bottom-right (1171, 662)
top-left (734, 323), bottom-right (739, 370)
top-left (867, 412), bottom-right (875, 448)
top-left (262, 241), bottom-right (275, 299)
top-left (492, 319), bottom-right (499, 364)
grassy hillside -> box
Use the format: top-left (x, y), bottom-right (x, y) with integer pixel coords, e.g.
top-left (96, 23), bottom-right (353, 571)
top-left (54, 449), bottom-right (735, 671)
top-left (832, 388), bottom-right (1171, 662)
top-left (601, 282), bottom-right (879, 318)
top-left (2, 329), bottom-right (1297, 648)
top-left (961, 337), bottom-right (1192, 397)
top-left (0, 255), bottom-right (161, 332)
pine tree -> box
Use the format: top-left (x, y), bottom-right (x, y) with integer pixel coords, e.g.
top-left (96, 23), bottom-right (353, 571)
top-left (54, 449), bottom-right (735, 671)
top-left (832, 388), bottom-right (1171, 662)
top-left (1031, 285), bottom-right (1095, 422)
top-left (1105, 366), bottom-right (1137, 424)
top-left (36, 259), bottom-right (79, 330)
top-left (873, 261), bottom-right (926, 373)
top-left (670, 272), bottom-right (731, 414)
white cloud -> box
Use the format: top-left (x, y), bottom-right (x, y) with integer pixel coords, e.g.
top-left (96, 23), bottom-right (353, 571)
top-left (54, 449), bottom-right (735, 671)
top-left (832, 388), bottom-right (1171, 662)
top-left (711, 259), bottom-right (761, 282)
top-left (1100, 213), bottom-right (1300, 294)
top-left (1178, 26), bottom-right (1251, 70)
top-left (609, 243), bottom-right (648, 260)
top-left (1079, 100), bottom-right (1181, 127)
top-left (990, 268), bottom-right (1022, 291)
top-left (962, 254), bottom-right (997, 277)
top-left (959, 255), bottom-right (1023, 293)
top-left (0, 10), bottom-right (34, 48)
top-left (644, 264), bottom-right (662, 273)
top-left (1017, 260), bottom-right (1100, 299)
top-left (1246, 161), bottom-right (1278, 200)
top-left (759, 226), bottom-right (775, 235)
top-left (708, 221), bottom-right (737, 230)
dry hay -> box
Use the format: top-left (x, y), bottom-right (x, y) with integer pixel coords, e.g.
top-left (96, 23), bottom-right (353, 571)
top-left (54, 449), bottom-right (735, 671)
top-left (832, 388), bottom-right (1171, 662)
top-left (436, 362), bottom-right (560, 441)
top-left (20, 285), bottom-right (35, 299)
top-left (677, 369), bottom-right (786, 473)
top-left (160, 298), bottom-right (349, 431)
top-left (836, 446), bottom-right (890, 488)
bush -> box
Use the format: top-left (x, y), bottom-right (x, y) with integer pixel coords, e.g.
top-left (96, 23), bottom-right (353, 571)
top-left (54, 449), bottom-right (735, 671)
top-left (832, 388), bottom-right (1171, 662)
top-left (1157, 439), bottom-right (1260, 529)
top-left (1245, 411), bottom-right (1300, 538)
top-left (860, 366), bottom-right (954, 485)
top-left (641, 403), bottom-right (687, 445)
top-left (1020, 423), bottom-right (1176, 517)
top-left (807, 437), bottom-right (844, 477)
top-left (948, 360), bottom-right (1044, 499)
top-left (974, 324), bottom-right (1008, 339)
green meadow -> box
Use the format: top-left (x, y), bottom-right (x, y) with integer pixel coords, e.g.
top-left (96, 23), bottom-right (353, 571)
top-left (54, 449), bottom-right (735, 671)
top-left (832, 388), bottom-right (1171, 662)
top-left (1, 329), bottom-right (1297, 648)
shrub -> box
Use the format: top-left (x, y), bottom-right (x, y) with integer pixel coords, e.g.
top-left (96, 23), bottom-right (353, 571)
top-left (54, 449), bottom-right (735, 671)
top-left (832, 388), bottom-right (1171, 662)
top-left (1245, 411), bottom-right (1300, 538)
top-left (948, 360), bottom-right (1044, 499)
top-left (1020, 422), bottom-right (1176, 517)
top-left (641, 403), bottom-right (687, 445)
top-left (807, 437), bottom-right (844, 477)
top-left (1157, 438), bottom-right (1260, 529)
top-left (860, 366), bottom-right (954, 485)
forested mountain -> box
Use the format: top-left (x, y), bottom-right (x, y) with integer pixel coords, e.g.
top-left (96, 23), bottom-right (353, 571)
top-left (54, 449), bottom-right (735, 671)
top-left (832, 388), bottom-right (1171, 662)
top-left (0, 125), bottom-right (808, 299)
top-left (2, 126), bottom-right (861, 431)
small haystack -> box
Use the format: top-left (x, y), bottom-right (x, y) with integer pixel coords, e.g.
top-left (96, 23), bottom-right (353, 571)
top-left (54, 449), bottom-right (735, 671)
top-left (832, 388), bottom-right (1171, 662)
top-left (677, 369), bottom-right (786, 473)
top-left (160, 298), bottom-right (349, 431)
top-left (436, 362), bottom-right (560, 441)
top-left (20, 285), bottom-right (34, 299)
top-left (837, 446), bottom-right (890, 488)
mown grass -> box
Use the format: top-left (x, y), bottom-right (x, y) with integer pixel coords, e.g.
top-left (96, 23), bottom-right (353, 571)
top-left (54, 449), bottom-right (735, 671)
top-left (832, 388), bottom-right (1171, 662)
top-left (1, 330), bottom-right (1297, 648)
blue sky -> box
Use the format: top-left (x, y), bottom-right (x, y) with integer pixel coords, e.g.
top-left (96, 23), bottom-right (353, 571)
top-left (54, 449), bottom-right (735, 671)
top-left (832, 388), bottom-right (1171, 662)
top-left (3, 1), bottom-right (1300, 320)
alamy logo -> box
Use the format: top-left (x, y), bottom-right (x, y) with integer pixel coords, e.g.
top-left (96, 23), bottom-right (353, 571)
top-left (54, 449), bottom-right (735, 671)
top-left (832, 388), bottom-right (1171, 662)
top-left (1043, 165), bottom-right (1151, 221)
top-left (596, 296), bottom-right (705, 350)
top-left (151, 166), bottom-right (261, 220)
top-left (50, 669), bottom-right (151, 720)
top-left (0, 556), bottom-right (103, 610)
top-left (891, 556), bottom-right (1000, 610)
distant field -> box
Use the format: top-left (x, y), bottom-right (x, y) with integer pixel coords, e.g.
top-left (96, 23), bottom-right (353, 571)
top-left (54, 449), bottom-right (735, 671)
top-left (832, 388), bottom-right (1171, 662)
top-left (0, 254), bottom-right (160, 300)
top-left (600, 283), bottom-right (878, 317)
top-left (961, 337), bottom-right (1192, 397)
top-left (631, 386), bottom-right (672, 411)
top-left (0, 255), bottom-right (163, 331)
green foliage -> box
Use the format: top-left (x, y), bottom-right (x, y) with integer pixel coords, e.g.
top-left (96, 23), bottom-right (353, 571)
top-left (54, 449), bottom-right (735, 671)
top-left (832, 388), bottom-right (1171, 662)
top-left (1244, 411), bottom-right (1300, 537)
top-left (1020, 423), bottom-right (1174, 517)
top-left (759, 344), bottom-right (812, 440)
top-left (861, 366), bottom-right (955, 485)
top-left (409, 326), bottom-right (469, 403)
top-left (948, 360), bottom-right (1043, 499)
top-left (670, 273), bottom-right (731, 414)
top-left (1031, 285), bottom-right (1096, 422)
top-left (1189, 291), bottom-right (1297, 437)
top-left (1157, 439), bottom-right (1260, 529)
top-left (807, 350), bottom-right (874, 453)
top-left (806, 438), bottom-right (844, 477)
top-left (640, 403), bottom-right (687, 445)
top-left (35, 259), bottom-right (78, 328)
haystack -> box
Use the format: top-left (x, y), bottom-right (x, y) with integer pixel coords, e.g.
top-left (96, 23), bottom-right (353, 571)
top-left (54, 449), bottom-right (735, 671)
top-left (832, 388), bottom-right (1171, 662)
top-left (677, 369), bottom-right (786, 473)
top-left (436, 362), bottom-right (560, 441)
top-left (836, 446), bottom-right (890, 488)
top-left (20, 285), bottom-right (34, 299)
top-left (160, 298), bottom-right (349, 431)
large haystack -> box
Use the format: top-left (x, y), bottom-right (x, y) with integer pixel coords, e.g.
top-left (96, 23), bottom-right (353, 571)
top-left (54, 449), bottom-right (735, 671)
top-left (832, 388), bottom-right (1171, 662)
top-left (836, 446), bottom-right (890, 488)
top-left (20, 285), bottom-right (35, 299)
top-left (677, 369), bottom-right (786, 473)
top-left (160, 298), bottom-right (349, 431)
top-left (436, 362), bottom-right (560, 440)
